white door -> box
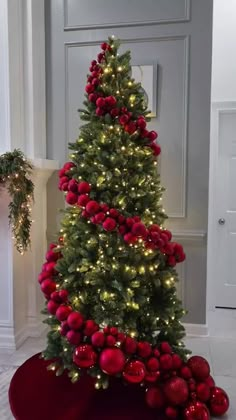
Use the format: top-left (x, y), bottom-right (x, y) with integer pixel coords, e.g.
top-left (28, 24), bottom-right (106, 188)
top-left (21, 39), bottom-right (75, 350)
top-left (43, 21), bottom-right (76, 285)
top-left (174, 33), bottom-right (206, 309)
top-left (209, 103), bottom-right (236, 308)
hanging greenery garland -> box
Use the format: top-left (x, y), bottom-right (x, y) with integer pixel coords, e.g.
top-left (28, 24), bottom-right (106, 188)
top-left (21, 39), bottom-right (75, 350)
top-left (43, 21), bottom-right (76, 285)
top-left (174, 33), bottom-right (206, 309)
top-left (0, 149), bottom-right (34, 253)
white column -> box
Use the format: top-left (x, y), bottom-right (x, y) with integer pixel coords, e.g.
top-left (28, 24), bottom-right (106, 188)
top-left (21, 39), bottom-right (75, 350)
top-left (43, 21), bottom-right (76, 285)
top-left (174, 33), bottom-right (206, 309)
top-left (0, 0), bottom-right (58, 350)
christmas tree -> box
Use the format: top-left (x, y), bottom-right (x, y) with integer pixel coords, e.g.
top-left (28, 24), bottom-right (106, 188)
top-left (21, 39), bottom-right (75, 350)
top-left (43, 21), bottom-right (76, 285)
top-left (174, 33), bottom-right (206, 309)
top-left (38, 38), bottom-right (229, 418)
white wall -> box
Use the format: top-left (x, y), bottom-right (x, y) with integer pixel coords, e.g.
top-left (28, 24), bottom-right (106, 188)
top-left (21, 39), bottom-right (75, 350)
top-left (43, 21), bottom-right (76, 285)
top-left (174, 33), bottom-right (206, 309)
top-left (211, 0), bottom-right (236, 101)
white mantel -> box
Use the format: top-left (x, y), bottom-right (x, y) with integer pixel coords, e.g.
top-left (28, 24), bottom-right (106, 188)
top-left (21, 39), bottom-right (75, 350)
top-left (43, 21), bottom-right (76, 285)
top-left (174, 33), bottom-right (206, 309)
top-left (0, 0), bottom-right (59, 349)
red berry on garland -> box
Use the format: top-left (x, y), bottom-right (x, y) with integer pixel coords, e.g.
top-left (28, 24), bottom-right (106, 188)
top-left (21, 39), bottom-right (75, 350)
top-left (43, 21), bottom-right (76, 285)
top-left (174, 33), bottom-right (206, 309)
top-left (160, 341), bottom-right (173, 354)
top-left (56, 305), bottom-right (72, 321)
top-left (168, 256), bottom-right (177, 266)
top-left (165, 407), bottom-right (179, 419)
top-left (85, 84), bottom-right (95, 93)
top-left (146, 357), bottom-right (160, 372)
top-left (187, 356), bottom-right (210, 381)
top-left (66, 330), bottom-right (82, 345)
top-left (110, 108), bottom-right (120, 117)
top-left (160, 354), bottom-right (173, 371)
top-left (106, 335), bottom-right (116, 347)
top-left (92, 331), bottom-right (105, 347)
top-left (145, 386), bottom-right (166, 409)
top-left (84, 320), bottom-right (99, 336)
top-left (73, 344), bottom-right (97, 368)
top-left (77, 194), bottom-right (90, 207)
top-left (50, 291), bottom-right (62, 303)
top-left (164, 377), bottom-right (189, 405)
top-left (38, 271), bottom-right (49, 284)
top-left (86, 200), bottom-right (100, 215)
top-left (46, 250), bottom-right (58, 262)
top-left (44, 261), bottom-right (57, 274)
top-left (172, 354), bottom-right (183, 370)
top-left (204, 375), bottom-right (215, 388)
top-left (137, 341), bottom-right (152, 358)
top-left (137, 117), bottom-right (147, 129)
top-left (92, 78), bottom-right (99, 86)
top-left (78, 181), bottom-right (91, 194)
top-left (61, 182), bottom-right (69, 191)
top-left (100, 203), bottom-right (109, 212)
top-left (109, 208), bottom-right (119, 218)
top-left (150, 142), bottom-right (161, 156)
top-left (47, 300), bottom-right (59, 315)
top-left (208, 386), bottom-right (229, 416)
top-left (88, 93), bottom-right (98, 103)
top-left (109, 327), bottom-right (118, 336)
top-left (64, 162), bottom-right (75, 171)
top-left (123, 360), bottom-right (146, 384)
top-left (183, 401), bottom-right (210, 420)
top-left (148, 130), bottom-right (158, 142)
top-left (100, 348), bottom-right (125, 375)
top-left (117, 332), bottom-right (126, 343)
top-left (66, 191), bottom-right (78, 205)
top-left (41, 279), bottom-right (56, 296)
top-left (67, 311), bottom-right (84, 330)
top-left (101, 42), bottom-right (108, 50)
top-left (118, 225), bottom-right (127, 235)
top-left (103, 217), bottom-right (117, 231)
top-left (196, 382), bottom-right (211, 402)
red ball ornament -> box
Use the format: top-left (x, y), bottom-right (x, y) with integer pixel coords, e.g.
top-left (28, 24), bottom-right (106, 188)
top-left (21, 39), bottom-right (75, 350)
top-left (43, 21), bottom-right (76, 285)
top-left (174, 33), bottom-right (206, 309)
top-left (41, 279), bottom-right (56, 296)
top-left (66, 191), bottom-right (78, 205)
top-left (181, 366), bottom-right (193, 380)
top-left (165, 407), bottom-right (179, 419)
top-left (106, 95), bottom-right (117, 107)
top-left (145, 370), bottom-right (160, 383)
top-left (160, 341), bottom-right (172, 354)
top-left (58, 289), bottom-right (68, 302)
top-left (85, 84), bottom-right (95, 94)
top-left (148, 130), bottom-right (158, 141)
top-left (150, 142), bottom-right (161, 156)
top-left (77, 194), bottom-right (90, 207)
top-left (123, 360), bottom-right (146, 384)
top-left (86, 200), bottom-right (100, 215)
top-left (196, 383), bottom-right (211, 402)
top-left (125, 122), bottom-right (137, 134)
top-left (123, 233), bottom-right (137, 244)
top-left (110, 327), bottom-right (118, 336)
top-left (100, 348), bottom-right (125, 375)
top-left (102, 217), bottom-right (117, 231)
top-left (64, 161), bottom-right (75, 171)
top-left (172, 354), bottom-right (183, 370)
top-left (160, 354), bottom-right (173, 371)
top-left (110, 107), bottom-right (120, 117)
top-left (91, 331), bottom-right (105, 347)
top-left (66, 330), bottom-right (82, 345)
top-left (137, 341), bottom-right (152, 358)
top-left (204, 375), bottom-right (215, 388)
top-left (187, 356), bottom-right (210, 381)
top-left (208, 386), bottom-right (229, 416)
top-left (47, 300), bottom-right (59, 315)
top-left (50, 291), bottom-right (62, 303)
top-left (94, 212), bottom-right (106, 224)
top-left (67, 312), bottom-right (84, 330)
top-left (164, 377), bottom-right (189, 405)
top-left (123, 336), bottom-right (137, 354)
top-left (146, 357), bottom-right (160, 372)
top-left (96, 97), bottom-right (105, 108)
top-left (96, 107), bottom-right (105, 116)
top-left (145, 387), bottom-right (166, 409)
top-left (83, 320), bottom-right (98, 336)
top-left (68, 179), bottom-right (78, 193)
top-left (60, 321), bottom-right (70, 336)
top-left (78, 181), bottom-right (91, 194)
top-left (73, 344), bottom-right (97, 368)
top-left (132, 222), bottom-right (147, 238)
top-left (183, 401), bottom-right (210, 420)
top-left (119, 114), bottom-right (129, 125)
top-left (55, 305), bottom-right (72, 322)
top-left (106, 335), bottom-right (116, 347)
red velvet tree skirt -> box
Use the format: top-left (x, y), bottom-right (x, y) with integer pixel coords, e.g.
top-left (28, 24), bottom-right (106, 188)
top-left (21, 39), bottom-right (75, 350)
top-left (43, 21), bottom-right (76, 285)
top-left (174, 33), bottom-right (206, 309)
top-left (9, 353), bottom-right (163, 420)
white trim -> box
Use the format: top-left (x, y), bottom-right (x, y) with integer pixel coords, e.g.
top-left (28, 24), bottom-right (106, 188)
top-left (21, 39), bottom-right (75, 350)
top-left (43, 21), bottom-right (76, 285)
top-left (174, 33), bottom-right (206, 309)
top-left (207, 101), bottom-right (236, 311)
top-left (184, 323), bottom-right (208, 337)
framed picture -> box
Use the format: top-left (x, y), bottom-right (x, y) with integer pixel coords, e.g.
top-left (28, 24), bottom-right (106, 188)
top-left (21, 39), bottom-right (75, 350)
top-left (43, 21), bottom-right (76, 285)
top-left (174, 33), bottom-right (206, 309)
top-left (131, 64), bottom-right (158, 117)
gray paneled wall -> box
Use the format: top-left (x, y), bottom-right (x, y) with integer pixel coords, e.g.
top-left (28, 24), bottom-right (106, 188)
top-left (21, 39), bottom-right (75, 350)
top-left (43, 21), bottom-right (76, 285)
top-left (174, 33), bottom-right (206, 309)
top-left (46, 0), bottom-right (213, 324)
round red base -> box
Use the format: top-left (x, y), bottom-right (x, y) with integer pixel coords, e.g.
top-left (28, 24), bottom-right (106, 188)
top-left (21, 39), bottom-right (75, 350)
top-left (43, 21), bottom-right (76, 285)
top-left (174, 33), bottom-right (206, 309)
top-left (9, 353), bottom-right (164, 420)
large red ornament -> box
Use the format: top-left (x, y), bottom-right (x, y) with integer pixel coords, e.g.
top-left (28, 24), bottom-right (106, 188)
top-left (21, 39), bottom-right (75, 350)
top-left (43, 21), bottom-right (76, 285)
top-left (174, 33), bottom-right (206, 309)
top-left (99, 348), bottom-right (125, 375)
top-left (66, 191), bottom-right (78, 205)
top-left (208, 386), bottom-right (229, 416)
top-left (164, 377), bottom-right (189, 405)
top-left (145, 386), bottom-right (166, 409)
top-left (67, 312), bottom-right (84, 330)
top-left (73, 344), bottom-right (97, 368)
top-left (55, 305), bottom-right (72, 321)
top-left (123, 360), bottom-right (146, 384)
top-left (196, 383), bottom-right (211, 402)
top-left (183, 401), bottom-right (210, 420)
top-left (204, 375), bottom-right (215, 388)
top-left (187, 356), bottom-right (210, 381)
top-left (165, 406), bottom-right (179, 419)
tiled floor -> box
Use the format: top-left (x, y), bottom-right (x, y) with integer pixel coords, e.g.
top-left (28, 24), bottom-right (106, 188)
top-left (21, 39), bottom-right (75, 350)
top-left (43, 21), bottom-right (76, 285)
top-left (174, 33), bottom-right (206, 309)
top-left (0, 335), bottom-right (235, 419)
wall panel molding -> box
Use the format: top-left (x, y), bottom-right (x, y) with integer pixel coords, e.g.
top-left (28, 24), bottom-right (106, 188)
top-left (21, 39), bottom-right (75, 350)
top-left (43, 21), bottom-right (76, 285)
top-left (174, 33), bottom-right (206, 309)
top-left (63, 0), bottom-right (191, 31)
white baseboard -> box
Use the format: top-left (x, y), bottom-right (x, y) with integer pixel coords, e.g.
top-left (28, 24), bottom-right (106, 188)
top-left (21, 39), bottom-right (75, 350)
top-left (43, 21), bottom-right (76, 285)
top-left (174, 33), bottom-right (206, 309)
top-left (0, 318), bottom-right (48, 351)
top-left (184, 323), bottom-right (209, 337)
top-left (0, 325), bottom-right (16, 351)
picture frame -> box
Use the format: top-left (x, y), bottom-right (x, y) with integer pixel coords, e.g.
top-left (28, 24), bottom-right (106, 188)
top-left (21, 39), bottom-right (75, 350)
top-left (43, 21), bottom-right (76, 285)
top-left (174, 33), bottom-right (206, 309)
top-left (131, 63), bottom-right (158, 117)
